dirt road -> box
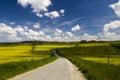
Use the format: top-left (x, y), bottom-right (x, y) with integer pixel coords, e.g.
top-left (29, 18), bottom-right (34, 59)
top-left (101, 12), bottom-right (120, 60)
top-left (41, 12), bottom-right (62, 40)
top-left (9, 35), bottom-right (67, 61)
top-left (8, 51), bottom-right (87, 80)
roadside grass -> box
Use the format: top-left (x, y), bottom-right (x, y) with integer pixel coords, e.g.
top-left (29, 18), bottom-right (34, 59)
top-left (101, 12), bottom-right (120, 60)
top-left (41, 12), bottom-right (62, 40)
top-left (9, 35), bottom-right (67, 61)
top-left (58, 43), bottom-right (120, 80)
top-left (68, 56), bottom-right (120, 80)
top-left (0, 44), bottom-right (72, 80)
top-left (0, 55), bottom-right (56, 80)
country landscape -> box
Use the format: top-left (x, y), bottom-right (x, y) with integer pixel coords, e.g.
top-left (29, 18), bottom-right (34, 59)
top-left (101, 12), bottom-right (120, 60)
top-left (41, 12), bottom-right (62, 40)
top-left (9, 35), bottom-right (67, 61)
top-left (0, 0), bottom-right (120, 80)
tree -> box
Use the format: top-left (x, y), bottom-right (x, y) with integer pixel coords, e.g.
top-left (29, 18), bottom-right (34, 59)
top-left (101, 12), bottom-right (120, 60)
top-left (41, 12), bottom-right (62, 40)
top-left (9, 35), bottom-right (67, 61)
top-left (31, 42), bottom-right (36, 60)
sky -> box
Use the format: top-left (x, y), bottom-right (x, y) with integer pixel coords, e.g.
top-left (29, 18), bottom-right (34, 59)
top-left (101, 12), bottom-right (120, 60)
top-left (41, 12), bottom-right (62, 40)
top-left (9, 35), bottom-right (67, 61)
top-left (0, 0), bottom-right (120, 42)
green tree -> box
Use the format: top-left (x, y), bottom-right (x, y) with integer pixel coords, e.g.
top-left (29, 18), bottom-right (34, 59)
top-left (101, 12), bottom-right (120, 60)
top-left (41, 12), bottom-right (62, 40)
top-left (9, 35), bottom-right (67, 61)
top-left (31, 42), bottom-right (36, 60)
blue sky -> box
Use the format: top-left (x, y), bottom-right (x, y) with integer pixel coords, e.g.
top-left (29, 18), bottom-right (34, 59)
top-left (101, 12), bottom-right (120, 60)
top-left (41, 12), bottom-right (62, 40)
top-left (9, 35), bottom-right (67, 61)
top-left (0, 0), bottom-right (120, 42)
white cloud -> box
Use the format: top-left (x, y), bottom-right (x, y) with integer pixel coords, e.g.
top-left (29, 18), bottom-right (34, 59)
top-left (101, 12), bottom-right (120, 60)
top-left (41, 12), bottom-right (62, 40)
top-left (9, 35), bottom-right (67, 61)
top-left (98, 20), bottom-right (120, 41)
top-left (81, 33), bottom-right (98, 41)
top-left (28, 29), bottom-right (40, 36)
top-left (39, 31), bottom-right (45, 36)
top-left (0, 23), bottom-right (17, 36)
top-left (60, 9), bottom-right (65, 16)
top-left (18, 0), bottom-right (65, 18)
top-left (109, 0), bottom-right (120, 17)
top-left (66, 32), bottom-right (73, 37)
top-left (71, 24), bottom-right (81, 31)
top-left (18, 0), bottom-right (51, 18)
top-left (56, 28), bottom-right (62, 33)
top-left (44, 11), bottom-right (60, 18)
top-left (0, 23), bottom-right (22, 42)
top-left (23, 26), bottom-right (29, 31)
top-left (14, 25), bottom-right (26, 35)
top-left (54, 28), bottom-right (63, 36)
top-left (36, 13), bottom-right (43, 18)
top-left (45, 36), bottom-right (52, 41)
top-left (60, 9), bottom-right (65, 14)
top-left (98, 32), bottom-right (120, 41)
top-left (18, 0), bottom-right (51, 12)
top-left (10, 21), bottom-right (15, 25)
top-left (0, 22), bottom-right (46, 41)
top-left (103, 20), bottom-right (120, 32)
top-left (33, 23), bottom-right (40, 28)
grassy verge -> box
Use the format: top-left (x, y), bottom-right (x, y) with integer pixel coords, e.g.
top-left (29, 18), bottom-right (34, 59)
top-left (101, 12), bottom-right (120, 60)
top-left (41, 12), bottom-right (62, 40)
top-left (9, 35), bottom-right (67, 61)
top-left (0, 55), bottom-right (56, 80)
top-left (66, 56), bottom-right (120, 80)
top-left (58, 44), bottom-right (120, 80)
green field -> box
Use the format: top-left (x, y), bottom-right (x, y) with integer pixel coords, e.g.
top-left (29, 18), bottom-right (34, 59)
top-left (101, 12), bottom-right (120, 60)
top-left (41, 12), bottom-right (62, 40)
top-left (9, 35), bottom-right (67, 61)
top-left (58, 42), bottom-right (120, 80)
top-left (0, 44), bottom-right (73, 80)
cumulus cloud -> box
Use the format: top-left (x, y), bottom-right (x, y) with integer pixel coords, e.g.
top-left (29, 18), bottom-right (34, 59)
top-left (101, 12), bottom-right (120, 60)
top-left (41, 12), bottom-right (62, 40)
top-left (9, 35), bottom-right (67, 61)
top-left (54, 28), bottom-right (63, 36)
top-left (98, 32), bottom-right (120, 41)
top-left (18, 0), bottom-right (65, 18)
top-left (66, 32), bottom-right (73, 37)
top-left (81, 33), bottom-right (98, 41)
top-left (23, 26), bottom-right (29, 31)
top-left (60, 9), bottom-right (65, 14)
top-left (36, 13), bottom-right (43, 18)
top-left (18, 0), bottom-right (51, 18)
top-left (14, 25), bottom-right (26, 35)
top-left (98, 1), bottom-right (120, 41)
top-left (103, 20), bottom-right (120, 32)
top-left (18, 0), bottom-right (51, 12)
top-left (0, 23), bottom-right (22, 42)
top-left (60, 9), bottom-right (65, 16)
top-left (98, 20), bottom-right (120, 41)
top-left (0, 22), bottom-right (47, 42)
top-left (44, 11), bottom-right (60, 18)
top-left (71, 24), bottom-right (81, 31)
top-left (109, 0), bottom-right (120, 17)
top-left (45, 36), bottom-right (52, 41)
top-left (33, 23), bottom-right (40, 28)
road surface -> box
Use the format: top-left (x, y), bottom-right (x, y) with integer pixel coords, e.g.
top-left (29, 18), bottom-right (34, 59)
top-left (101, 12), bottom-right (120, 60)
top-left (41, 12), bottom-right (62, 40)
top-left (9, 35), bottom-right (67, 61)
top-left (8, 51), bottom-right (87, 80)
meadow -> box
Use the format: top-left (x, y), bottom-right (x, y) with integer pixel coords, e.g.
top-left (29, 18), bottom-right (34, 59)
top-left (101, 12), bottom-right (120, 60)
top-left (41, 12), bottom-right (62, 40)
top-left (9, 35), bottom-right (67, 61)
top-left (58, 42), bottom-right (120, 80)
top-left (0, 43), bottom-right (73, 80)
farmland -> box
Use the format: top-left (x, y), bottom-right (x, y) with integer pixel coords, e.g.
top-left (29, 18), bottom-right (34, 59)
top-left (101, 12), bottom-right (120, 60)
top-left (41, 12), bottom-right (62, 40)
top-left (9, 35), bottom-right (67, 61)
top-left (0, 45), bottom-right (73, 64)
top-left (1, 42), bottom-right (120, 80)
top-left (58, 42), bottom-right (120, 80)
top-left (0, 43), bottom-right (73, 80)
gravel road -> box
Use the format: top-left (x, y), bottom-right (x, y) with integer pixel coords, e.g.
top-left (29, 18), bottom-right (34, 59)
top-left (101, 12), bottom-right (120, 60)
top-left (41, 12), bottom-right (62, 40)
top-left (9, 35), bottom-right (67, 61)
top-left (8, 51), bottom-right (87, 80)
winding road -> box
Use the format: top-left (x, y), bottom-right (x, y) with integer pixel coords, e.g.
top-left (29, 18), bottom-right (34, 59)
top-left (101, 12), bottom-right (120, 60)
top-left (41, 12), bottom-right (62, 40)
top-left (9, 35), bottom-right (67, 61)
top-left (8, 51), bottom-right (87, 80)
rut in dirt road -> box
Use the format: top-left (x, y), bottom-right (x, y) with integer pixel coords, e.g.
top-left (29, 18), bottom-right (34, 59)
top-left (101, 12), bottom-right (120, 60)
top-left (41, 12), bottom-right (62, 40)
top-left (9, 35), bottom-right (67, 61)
top-left (8, 50), bottom-right (87, 80)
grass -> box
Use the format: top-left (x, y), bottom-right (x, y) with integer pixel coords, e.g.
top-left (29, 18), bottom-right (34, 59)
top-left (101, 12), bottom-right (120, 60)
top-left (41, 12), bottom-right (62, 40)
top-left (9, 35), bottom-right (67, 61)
top-left (58, 43), bottom-right (120, 80)
top-left (68, 56), bottom-right (120, 80)
top-left (0, 56), bottom-right (56, 80)
top-left (78, 43), bottom-right (109, 47)
top-left (0, 44), bottom-right (73, 80)
top-left (81, 56), bottom-right (120, 66)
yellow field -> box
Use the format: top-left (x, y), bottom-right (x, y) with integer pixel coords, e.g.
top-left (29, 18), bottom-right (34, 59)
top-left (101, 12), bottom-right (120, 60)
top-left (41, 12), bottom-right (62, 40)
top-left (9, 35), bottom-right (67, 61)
top-left (0, 45), bottom-right (73, 64)
top-left (78, 43), bottom-right (109, 47)
top-left (81, 57), bottom-right (120, 66)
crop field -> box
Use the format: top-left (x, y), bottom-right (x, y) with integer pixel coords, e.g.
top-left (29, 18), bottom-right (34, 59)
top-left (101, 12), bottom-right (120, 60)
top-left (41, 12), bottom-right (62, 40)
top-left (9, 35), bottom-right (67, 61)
top-left (58, 42), bottom-right (120, 80)
top-left (0, 43), bottom-right (73, 80)
top-left (78, 43), bottom-right (109, 47)
top-left (81, 56), bottom-right (120, 66)
top-left (0, 44), bottom-right (73, 64)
